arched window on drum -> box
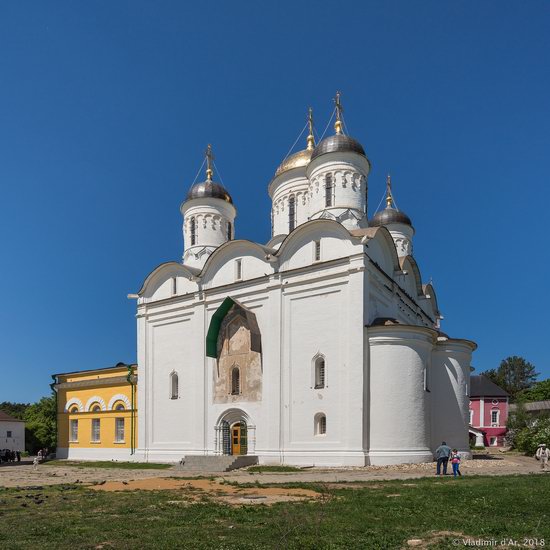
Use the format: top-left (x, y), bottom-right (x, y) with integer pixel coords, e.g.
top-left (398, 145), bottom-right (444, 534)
top-left (170, 371), bottom-right (179, 400)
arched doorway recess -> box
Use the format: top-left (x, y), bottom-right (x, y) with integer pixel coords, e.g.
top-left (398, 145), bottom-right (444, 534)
top-left (215, 408), bottom-right (256, 456)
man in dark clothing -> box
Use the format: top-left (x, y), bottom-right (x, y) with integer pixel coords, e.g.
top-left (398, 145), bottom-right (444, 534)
top-left (435, 441), bottom-right (452, 475)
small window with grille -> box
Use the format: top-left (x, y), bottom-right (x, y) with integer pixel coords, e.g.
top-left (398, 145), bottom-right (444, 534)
top-left (325, 174), bottom-right (333, 207)
top-left (314, 240), bottom-right (321, 262)
top-left (315, 414), bottom-right (327, 435)
top-left (231, 367), bottom-right (240, 395)
top-left (190, 217), bottom-right (196, 245)
top-left (314, 357), bottom-right (325, 389)
top-left (289, 195), bottom-right (296, 232)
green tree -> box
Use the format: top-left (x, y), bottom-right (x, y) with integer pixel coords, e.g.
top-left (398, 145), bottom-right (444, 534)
top-left (514, 416), bottom-right (550, 455)
top-left (504, 402), bottom-right (530, 448)
top-left (482, 356), bottom-right (539, 401)
top-left (24, 395), bottom-right (57, 453)
top-left (517, 378), bottom-right (550, 402)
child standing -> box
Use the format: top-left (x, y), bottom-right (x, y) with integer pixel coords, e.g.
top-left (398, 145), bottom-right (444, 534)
top-left (451, 449), bottom-right (462, 477)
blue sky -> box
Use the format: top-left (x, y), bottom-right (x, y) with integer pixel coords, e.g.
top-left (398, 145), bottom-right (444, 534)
top-left (1, 1), bottom-right (548, 402)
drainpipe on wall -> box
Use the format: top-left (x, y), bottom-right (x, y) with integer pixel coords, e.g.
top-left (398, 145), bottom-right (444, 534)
top-left (126, 365), bottom-right (135, 455)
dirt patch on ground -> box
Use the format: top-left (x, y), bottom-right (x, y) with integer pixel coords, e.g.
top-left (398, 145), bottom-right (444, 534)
top-left (89, 477), bottom-right (321, 506)
top-left (0, 453), bottom-right (540, 488)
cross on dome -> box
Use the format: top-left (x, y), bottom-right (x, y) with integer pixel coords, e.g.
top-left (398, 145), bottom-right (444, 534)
top-left (205, 144), bottom-right (214, 181)
top-left (307, 107), bottom-right (315, 151)
top-left (334, 91), bottom-right (343, 135)
top-left (385, 174), bottom-right (394, 208)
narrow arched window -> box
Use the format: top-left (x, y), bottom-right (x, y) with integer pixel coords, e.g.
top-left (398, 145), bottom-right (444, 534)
top-left (315, 357), bottom-right (325, 389)
top-left (227, 221), bottom-right (232, 241)
top-left (288, 195), bottom-right (296, 232)
top-left (115, 403), bottom-right (125, 411)
top-left (190, 217), bottom-right (196, 246)
top-left (231, 367), bottom-right (240, 395)
top-left (235, 259), bottom-right (242, 281)
top-left (315, 414), bottom-right (327, 435)
top-left (170, 372), bottom-right (179, 399)
top-left (325, 174), bottom-right (333, 207)
top-left (69, 406), bottom-right (79, 414)
top-left (91, 404), bottom-right (101, 412)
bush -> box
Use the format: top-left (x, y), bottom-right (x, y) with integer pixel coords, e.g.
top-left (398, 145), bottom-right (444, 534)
top-left (505, 403), bottom-right (530, 448)
top-left (514, 417), bottom-right (550, 456)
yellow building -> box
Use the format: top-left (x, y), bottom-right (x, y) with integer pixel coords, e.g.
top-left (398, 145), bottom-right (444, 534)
top-left (53, 363), bottom-right (137, 460)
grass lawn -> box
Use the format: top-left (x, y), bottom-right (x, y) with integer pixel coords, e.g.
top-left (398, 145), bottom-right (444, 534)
top-left (42, 460), bottom-right (172, 470)
top-left (0, 475), bottom-right (548, 549)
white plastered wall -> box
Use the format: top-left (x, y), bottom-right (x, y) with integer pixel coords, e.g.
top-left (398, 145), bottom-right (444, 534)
top-left (367, 325), bottom-right (435, 465)
top-left (431, 338), bottom-right (475, 458)
top-left (0, 421), bottom-right (25, 452)
top-left (56, 447), bottom-right (135, 461)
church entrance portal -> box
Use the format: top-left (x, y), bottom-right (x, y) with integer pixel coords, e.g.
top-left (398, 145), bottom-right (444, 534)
top-left (216, 410), bottom-right (254, 456)
top-left (220, 420), bottom-right (247, 455)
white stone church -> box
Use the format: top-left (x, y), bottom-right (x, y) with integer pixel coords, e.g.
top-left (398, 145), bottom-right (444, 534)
top-left (133, 96), bottom-right (476, 466)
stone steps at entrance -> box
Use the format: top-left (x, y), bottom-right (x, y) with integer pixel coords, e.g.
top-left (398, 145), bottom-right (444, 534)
top-left (178, 455), bottom-right (258, 472)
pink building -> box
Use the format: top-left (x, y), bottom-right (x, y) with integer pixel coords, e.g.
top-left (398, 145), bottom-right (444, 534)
top-left (469, 375), bottom-right (509, 447)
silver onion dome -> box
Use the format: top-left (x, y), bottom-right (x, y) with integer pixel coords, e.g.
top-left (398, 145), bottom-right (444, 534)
top-left (369, 175), bottom-right (412, 227)
top-left (186, 180), bottom-right (233, 204)
top-left (311, 134), bottom-right (366, 161)
top-left (369, 207), bottom-right (412, 227)
top-left (185, 144), bottom-right (233, 204)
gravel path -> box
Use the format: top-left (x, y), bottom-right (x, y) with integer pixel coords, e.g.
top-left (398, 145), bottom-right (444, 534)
top-left (0, 453), bottom-right (544, 488)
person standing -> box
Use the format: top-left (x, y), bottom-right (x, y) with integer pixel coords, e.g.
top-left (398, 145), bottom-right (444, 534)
top-left (435, 441), bottom-right (452, 476)
top-left (451, 449), bottom-right (462, 477)
top-left (536, 444), bottom-right (549, 471)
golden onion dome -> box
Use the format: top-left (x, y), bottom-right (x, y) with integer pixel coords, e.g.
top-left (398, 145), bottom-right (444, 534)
top-left (274, 148), bottom-right (313, 178)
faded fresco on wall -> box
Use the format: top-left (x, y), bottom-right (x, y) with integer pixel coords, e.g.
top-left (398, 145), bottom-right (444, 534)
top-left (213, 304), bottom-right (262, 403)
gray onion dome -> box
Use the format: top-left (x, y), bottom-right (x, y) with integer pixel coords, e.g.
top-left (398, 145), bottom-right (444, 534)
top-left (369, 207), bottom-right (412, 227)
top-left (186, 180), bottom-right (233, 204)
top-left (311, 134), bottom-right (366, 161)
